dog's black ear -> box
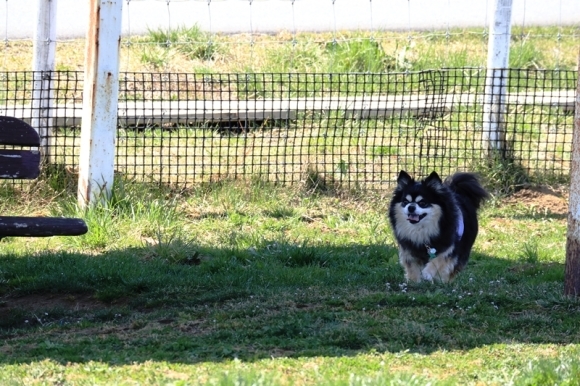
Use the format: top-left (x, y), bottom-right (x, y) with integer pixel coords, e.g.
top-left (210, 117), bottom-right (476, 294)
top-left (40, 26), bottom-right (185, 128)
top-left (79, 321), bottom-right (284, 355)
top-left (424, 171), bottom-right (442, 187)
top-left (397, 170), bottom-right (413, 188)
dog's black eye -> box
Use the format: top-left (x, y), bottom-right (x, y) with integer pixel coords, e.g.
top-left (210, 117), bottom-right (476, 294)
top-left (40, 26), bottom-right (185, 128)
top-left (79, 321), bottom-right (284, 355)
top-left (418, 201), bottom-right (428, 208)
top-left (402, 200), bottom-right (409, 206)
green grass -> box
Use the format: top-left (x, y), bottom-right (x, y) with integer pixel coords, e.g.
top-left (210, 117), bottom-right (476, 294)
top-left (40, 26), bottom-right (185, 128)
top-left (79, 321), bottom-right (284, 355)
top-left (144, 25), bottom-right (220, 62)
top-left (2, 25), bottom-right (579, 85)
top-left (0, 177), bottom-right (578, 384)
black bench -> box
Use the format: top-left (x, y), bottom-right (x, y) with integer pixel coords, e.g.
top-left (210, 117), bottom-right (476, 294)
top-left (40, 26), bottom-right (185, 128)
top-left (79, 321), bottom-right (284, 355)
top-left (0, 116), bottom-right (88, 239)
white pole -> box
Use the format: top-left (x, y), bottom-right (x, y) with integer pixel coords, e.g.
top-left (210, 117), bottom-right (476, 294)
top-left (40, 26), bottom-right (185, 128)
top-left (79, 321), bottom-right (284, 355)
top-left (483, 0), bottom-right (513, 157)
top-left (77, 0), bottom-right (123, 208)
top-left (32, 0), bottom-right (57, 156)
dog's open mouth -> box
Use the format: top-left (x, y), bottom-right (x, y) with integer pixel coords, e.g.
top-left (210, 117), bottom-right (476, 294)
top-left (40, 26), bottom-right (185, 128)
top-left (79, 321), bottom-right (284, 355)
top-left (407, 213), bottom-right (427, 224)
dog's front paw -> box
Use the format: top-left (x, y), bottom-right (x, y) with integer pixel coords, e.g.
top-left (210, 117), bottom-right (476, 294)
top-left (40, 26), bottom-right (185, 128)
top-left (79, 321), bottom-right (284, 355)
top-left (422, 257), bottom-right (454, 283)
top-left (421, 268), bottom-right (435, 282)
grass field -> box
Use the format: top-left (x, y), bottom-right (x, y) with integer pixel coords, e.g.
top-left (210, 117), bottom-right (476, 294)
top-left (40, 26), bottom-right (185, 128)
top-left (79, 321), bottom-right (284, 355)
top-left (1, 24), bottom-right (579, 385)
top-left (0, 177), bottom-right (579, 385)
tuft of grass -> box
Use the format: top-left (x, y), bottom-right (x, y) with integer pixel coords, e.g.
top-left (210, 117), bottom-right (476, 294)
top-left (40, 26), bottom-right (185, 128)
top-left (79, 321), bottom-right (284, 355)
top-left (139, 45), bottom-right (174, 71)
top-left (472, 151), bottom-right (531, 196)
top-left (263, 40), bottom-right (328, 73)
top-left (303, 164), bottom-right (334, 194)
top-left (141, 230), bottom-right (201, 265)
top-left (519, 240), bottom-right (543, 264)
top-left (517, 355), bottom-right (580, 386)
top-left (145, 24), bottom-right (221, 61)
top-left (326, 37), bottom-right (394, 73)
top-left (510, 41), bottom-right (546, 69)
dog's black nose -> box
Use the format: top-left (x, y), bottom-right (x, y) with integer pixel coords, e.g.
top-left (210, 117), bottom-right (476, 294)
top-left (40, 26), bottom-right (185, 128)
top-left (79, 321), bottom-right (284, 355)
top-left (408, 204), bottom-right (416, 213)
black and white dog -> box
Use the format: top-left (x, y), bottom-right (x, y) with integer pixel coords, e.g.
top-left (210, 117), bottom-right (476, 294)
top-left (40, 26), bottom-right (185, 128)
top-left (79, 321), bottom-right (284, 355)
top-left (388, 170), bottom-right (489, 283)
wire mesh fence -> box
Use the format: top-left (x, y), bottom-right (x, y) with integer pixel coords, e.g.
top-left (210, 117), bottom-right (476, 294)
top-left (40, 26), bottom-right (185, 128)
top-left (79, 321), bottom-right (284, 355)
top-left (0, 68), bottom-right (576, 189)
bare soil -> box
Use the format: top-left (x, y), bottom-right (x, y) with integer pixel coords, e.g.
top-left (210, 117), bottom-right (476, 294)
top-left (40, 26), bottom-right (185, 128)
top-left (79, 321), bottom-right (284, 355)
top-left (0, 293), bottom-right (121, 316)
top-left (503, 186), bottom-right (569, 216)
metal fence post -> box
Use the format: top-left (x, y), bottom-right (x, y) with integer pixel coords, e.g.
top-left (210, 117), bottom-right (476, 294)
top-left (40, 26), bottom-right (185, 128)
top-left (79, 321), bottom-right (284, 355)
top-left (564, 52), bottom-right (580, 297)
top-left (77, 0), bottom-right (123, 208)
top-left (32, 0), bottom-right (57, 157)
top-left (483, 0), bottom-right (512, 158)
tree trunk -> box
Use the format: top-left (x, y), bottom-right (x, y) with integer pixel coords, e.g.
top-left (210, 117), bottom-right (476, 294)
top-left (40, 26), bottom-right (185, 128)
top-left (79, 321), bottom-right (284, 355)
top-left (564, 51), bottom-right (580, 297)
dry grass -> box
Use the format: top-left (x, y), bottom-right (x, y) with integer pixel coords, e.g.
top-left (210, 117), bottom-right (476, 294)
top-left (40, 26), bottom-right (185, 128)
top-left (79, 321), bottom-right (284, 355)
top-left (1, 26), bottom-right (578, 73)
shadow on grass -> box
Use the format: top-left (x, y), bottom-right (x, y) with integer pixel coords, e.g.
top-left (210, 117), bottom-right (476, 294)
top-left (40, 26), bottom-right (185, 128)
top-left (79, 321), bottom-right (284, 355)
top-left (0, 240), bottom-right (576, 365)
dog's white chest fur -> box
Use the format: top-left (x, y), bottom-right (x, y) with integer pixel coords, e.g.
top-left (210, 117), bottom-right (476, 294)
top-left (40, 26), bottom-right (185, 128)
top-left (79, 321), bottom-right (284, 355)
top-left (393, 202), bottom-right (442, 245)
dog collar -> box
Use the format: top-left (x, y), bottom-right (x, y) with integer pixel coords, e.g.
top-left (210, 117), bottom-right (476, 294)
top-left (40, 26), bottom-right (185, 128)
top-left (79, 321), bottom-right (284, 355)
top-left (425, 245), bottom-right (437, 259)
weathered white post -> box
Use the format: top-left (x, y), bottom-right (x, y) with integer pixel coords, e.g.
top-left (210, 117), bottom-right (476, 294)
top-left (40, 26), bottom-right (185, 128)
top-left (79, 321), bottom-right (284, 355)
top-left (483, 0), bottom-right (513, 158)
top-left (564, 53), bottom-right (580, 297)
top-left (32, 0), bottom-right (57, 156)
top-left (77, 0), bottom-right (123, 208)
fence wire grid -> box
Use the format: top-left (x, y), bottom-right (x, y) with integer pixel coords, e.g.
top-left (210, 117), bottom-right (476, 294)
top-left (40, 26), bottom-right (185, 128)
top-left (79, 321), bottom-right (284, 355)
top-left (0, 68), bottom-right (576, 189)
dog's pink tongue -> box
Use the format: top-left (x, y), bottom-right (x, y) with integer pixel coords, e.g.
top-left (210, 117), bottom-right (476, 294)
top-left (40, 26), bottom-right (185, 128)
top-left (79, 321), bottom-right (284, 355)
top-left (407, 214), bottom-right (420, 222)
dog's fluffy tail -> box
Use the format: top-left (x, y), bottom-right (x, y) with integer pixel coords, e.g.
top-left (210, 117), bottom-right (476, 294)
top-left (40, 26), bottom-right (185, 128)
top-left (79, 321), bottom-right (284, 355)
top-left (445, 172), bottom-right (489, 210)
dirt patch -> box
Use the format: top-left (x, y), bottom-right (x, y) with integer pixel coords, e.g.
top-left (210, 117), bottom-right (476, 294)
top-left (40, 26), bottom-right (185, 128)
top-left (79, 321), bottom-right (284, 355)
top-left (503, 186), bottom-right (568, 216)
top-left (0, 293), bottom-right (123, 314)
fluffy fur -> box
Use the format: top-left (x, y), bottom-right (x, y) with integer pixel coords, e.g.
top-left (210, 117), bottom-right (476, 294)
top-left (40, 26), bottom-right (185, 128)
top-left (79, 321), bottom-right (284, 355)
top-left (388, 170), bottom-right (489, 283)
